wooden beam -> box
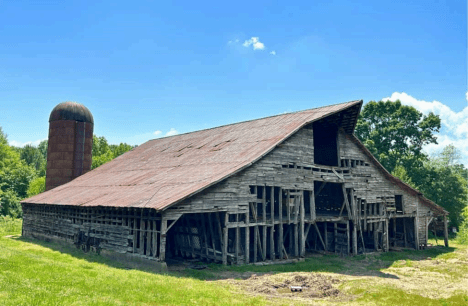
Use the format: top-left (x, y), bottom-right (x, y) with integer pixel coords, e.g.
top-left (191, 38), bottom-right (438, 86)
top-left (262, 186), bottom-right (267, 261)
top-left (300, 194), bottom-right (305, 256)
top-left (346, 221), bottom-right (350, 255)
top-left (314, 223), bottom-right (326, 251)
top-left (324, 222), bottom-right (328, 252)
top-left (235, 214), bottom-right (240, 265)
top-left (208, 213), bottom-right (217, 256)
top-left (159, 217), bottom-right (167, 261)
top-left (245, 211), bottom-right (250, 264)
top-left (310, 189), bottom-right (316, 221)
top-left (223, 213), bottom-right (228, 265)
top-left (352, 221), bottom-right (358, 254)
top-left (444, 215), bottom-right (449, 248)
top-left (279, 188), bottom-right (283, 259)
top-left (270, 187), bottom-right (275, 260)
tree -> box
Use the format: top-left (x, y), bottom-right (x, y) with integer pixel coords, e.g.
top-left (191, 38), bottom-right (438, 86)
top-left (27, 176), bottom-right (46, 197)
top-left (355, 100), bottom-right (441, 174)
top-left (92, 135), bottom-right (134, 169)
top-left (16, 144), bottom-right (47, 177)
top-left (0, 127), bottom-right (38, 217)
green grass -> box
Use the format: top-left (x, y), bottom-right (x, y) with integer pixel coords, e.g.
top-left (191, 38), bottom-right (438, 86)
top-left (0, 220), bottom-right (265, 306)
top-left (2, 220), bottom-right (468, 305)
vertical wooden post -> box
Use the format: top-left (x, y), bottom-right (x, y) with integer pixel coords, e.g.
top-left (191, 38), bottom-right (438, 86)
top-left (279, 188), bottom-right (283, 259)
top-left (334, 223), bottom-right (337, 253)
top-left (159, 217), bottom-right (167, 261)
top-left (235, 214), bottom-right (240, 264)
top-left (208, 213), bottom-right (216, 257)
top-left (346, 220), bottom-right (350, 255)
top-left (352, 221), bottom-right (358, 255)
top-left (253, 210), bottom-right (258, 263)
top-left (270, 187), bottom-right (275, 260)
top-left (139, 210), bottom-right (144, 255)
top-left (310, 189), bottom-right (316, 221)
top-left (403, 218), bottom-right (408, 248)
top-left (153, 219), bottom-right (157, 258)
top-left (299, 193), bottom-right (305, 257)
top-left (385, 219), bottom-right (389, 252)
top-left (245, 211), bottom-right (250, 264)
top-left (393, 218), bottom-right (397, 247)
top-left (324, 222), bottom-right (328, 252)
top-left (262, 186), bottom-right (267, 261)
top-left (444, 215), bottom-right (449, 248)
top-left (223, 213), bottom-right (228, 265)
top-left (414, 216), bottom-right (419, 250)
top-left (373, 222), bottom-right (379, 251)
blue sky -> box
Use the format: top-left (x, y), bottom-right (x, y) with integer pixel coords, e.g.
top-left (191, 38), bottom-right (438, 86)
top-left (1, 1), bottom-right (467, 164)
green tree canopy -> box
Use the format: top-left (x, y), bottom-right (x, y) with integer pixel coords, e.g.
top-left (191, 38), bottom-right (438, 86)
top-left (92, 135), bottom-right (134, 169)
top-left (355, 100), bottom-right (441, 173)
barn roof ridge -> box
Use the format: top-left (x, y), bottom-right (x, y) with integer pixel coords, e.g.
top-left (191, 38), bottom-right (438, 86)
top-left (146, 99), bottom-right (363, 142)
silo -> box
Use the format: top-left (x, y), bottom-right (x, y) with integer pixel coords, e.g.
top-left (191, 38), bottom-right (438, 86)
top-left (45, 102), bottom-right (94, 191)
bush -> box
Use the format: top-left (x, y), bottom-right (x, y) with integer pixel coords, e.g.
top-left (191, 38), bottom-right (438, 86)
top-left (0, 189), bottom-right (22, 218)
top-left (27, 176), bottom-right (45, 197)
top-left (0, 215), bottom-right (22, 235)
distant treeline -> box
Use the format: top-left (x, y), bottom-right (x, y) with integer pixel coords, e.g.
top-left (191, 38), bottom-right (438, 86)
top-left (0, 128), bottom-right (133, 217)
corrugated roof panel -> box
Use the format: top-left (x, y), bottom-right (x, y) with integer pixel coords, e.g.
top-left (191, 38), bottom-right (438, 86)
top-left (23, 100), bottom-right (364, 211)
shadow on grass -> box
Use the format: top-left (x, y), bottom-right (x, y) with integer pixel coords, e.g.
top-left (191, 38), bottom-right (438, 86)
top-left (12, 235), bottom-right (457, 282)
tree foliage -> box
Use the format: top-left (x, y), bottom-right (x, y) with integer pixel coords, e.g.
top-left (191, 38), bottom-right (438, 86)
top-left (357, 100), bottom-right (467, 228)
top-left (92, 135), bottom-right (134, 169)
top-left (27, 176), bottom-right (46, 198)
top-left (356, 100), bottom-right (441, 173)
top-left (0, 128), bottom-right (37, 217)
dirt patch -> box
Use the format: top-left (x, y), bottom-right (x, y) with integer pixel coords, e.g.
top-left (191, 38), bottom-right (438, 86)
top-left (224, 272), bottom-right (344, 301)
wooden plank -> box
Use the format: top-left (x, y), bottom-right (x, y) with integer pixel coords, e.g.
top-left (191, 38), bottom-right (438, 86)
top-left (223, 213), bottom-right (228, 265)
top-left (299, 194), bottom-right (305, 256)
top-left (235, 214), bottom-right (240, 264)
top-left (334, 223), bottom-right (337, 253)
top-left (245, 212), bottom-right (250, 264)
top-left (444, 215), bottom-right (449, 248)
top-left (279, 188), bottom-right (283, 258)
top-left (314, 223), bottom-right (326, 251)
top-left (346, 221), bottom-right (350, 255)
top-left (270, 187), bottom-right (275, 260)
top-left (262, 186), bottom-right (267, 261)
top-left (208, 213), bottom-right (217, 256)
top-left (310, 189), bottom-right (316, 221)
top-left (324, 222), bottom-right (328, 252)
top-left (352, 221), bottom-right (358, 254)
top-left (216, 212), bottom-right (224, 250)
top-left (159, 217), bottom-right (167, 261)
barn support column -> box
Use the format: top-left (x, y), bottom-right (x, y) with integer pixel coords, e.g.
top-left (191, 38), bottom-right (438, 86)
top-left (159, 218), bottom-right (167, 262)
top-left (444, 215), bottom-right (449, 247)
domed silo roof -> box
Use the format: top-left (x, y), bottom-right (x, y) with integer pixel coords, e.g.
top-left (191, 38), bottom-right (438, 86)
top-left (49, 101), bottom-right (94, 124)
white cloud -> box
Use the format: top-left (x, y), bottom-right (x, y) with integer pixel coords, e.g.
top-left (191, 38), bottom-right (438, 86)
top-left (381, 92), bottom-right (468, 166)
top-left (466, 91), bottom-right (468, 102)
top-left (270, 50), bottom-right (276, 55)
top-left (165, 128), bottom-right (178, 136)
top-left (228, 39), bottom-right (240, 44)
top-left (382, 92), bottom-right (468, 138)
top-left (9, 138), bottom-right (46, 147)
top-left (243, 37), bottom-right (265, 50)
top-left (153, 130), bottom-right (162, 136)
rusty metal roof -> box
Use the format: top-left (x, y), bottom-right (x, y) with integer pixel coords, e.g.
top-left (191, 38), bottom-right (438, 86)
top-left (24, 100), bottom-right (364, 210)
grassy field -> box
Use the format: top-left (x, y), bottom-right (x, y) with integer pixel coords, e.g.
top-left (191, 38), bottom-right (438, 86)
top-left (1, 217), bottom-right (468, 305)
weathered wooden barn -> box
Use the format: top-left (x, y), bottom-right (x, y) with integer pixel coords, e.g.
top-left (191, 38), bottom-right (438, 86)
top-left (22, 100), bottom-right (448, 266)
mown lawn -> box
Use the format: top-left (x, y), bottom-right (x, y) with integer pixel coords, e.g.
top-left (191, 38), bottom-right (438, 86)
top-left (0, 218), bottom-right (265, 306)
top-left (1, 217), bottom-right (468, 305)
